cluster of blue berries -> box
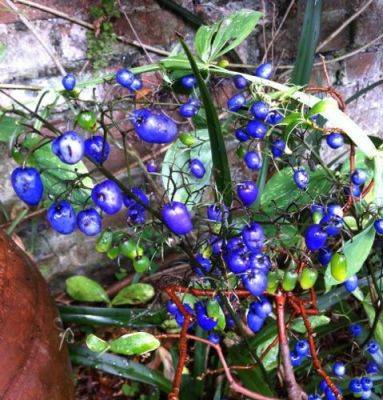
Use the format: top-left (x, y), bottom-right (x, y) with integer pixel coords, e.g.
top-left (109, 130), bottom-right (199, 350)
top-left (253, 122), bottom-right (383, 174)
top-left (290, 339), bottom-right (310, 367)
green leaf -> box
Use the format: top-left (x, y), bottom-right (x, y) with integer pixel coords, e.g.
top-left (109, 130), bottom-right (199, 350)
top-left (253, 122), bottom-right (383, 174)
top-left (263, 223), bottom-right (301, 247)
top-left (66, 276), bottom-right (110, 303)
top-left (363, 297), bottom-right (383, 349)
top-left (69, 345), bottom-right (171, 393)
top-left (260, 167), bottom-right (332, 215)
top-left (161, 129), bottom-right (212, 207)
top-left (0, 114), bottom-right (23, 143)
top-left (195, 10), bottom-right (261, 62)
top-left (109, 332), bottom-right (160, 356)
top-left (307, 98), bottom-right (338, 117)
top-left (59, 305), bottom-right (167, 328)
top-left (111, 283), bottom-right (155, 306)
top-left (180, 39), bottom-right (233, 207)
top-left (206, 299), bottom-right (226, 331)
top-left (324, 224), bottom-right (375, 289)
top-left (291, 315), bottom-right (330, 333)
top-left (86, 334), bottom-right (109, 353)
top-left (256, 335), bottom-right (279, 371)
top-left (28, 141), bottom-right (93, 208)
top-left (291, 0), bottom-right (323, 85)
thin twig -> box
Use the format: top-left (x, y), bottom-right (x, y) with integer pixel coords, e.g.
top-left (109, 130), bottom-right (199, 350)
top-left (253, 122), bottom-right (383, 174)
top-left (3, 0), bottom-right (66, 75)
top-left (316, 0), bottom-right (375, 51)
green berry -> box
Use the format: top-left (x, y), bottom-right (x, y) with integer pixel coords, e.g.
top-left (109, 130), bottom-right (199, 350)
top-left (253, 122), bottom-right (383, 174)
top-left (282, 270), bottom-right (298, 291)
top-left (77, 110), bottom-right (97, 131)
top-left (133, 255), bottom-right (150, 273)
top-left (107, 246), bottom-right (120, 260)
top-left (95, 229), bottom-right (113, 253)
top-left (120, 239), bottom-right (144, 259)
top-left (267, 270), bottom-right (280, 294)
top-left (312, 211), bottom-right (322, 224)
top-left (179, 132), bottom-right (196, 147)
top-left (330, 253), bottom-right (347, 282)
top-left (299, 267), bottom-right (318, 290)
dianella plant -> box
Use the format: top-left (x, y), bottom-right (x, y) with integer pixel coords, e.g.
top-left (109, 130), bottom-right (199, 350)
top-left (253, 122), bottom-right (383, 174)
top-left (2, 10), bottom-right (383, 400)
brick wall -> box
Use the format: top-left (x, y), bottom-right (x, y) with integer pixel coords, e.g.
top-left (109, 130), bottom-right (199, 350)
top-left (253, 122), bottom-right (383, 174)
top-left (0, 0), bottom-right (382, 290)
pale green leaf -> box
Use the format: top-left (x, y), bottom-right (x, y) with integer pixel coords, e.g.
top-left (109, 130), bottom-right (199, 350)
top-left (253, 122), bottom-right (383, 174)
top-left (66, 276), bottom-right (110, 303)
top-left (110, 332), bottom-right (160, 356)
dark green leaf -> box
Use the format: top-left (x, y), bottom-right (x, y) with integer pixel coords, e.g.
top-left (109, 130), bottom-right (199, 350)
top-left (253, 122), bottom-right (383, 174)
top-left (291, 315), bottom-right (330, 333)
top-left (0, 114), bottom-right (23, 143)
top-left (59, 305), bottom-right (167, 327)
top-left (66, 276), bottom-right (110, 303)
top-left (180, 39), bottom-right (233, 207)
top-left (111, 283), bottom-right (155, 306)
top-left (291, 0), bottom-right (323, 85)
top-left (69, 345), bottom-right (171, 393)
top-left (109, 332), bottom-right (160, 355)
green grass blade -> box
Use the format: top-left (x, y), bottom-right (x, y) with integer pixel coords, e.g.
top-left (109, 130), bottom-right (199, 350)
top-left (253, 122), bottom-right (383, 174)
top-left (179, 38), bottom-right (233, 207)
top-left (291, 0), bottom-right (323, 85)
top-left (69, 345), bottom-right (172, 393)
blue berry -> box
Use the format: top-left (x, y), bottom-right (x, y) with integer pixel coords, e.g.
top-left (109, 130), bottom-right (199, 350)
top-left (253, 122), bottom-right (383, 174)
top-left (250, 101), bottom-right (269, 120)
top-left (366, 361), bottom-right (379, 374)
top-left (361, 389), bottom-right (372, 399)
top-left (349, 378), bottom-right (362, 394)
top-left (304, 224), bottom-right (328, 251)
top-left (367, 340), bottom-right (380, 354)
top-left (116, 68), bottom-right (134, 88)
top-left (295, 339), bottom-right (310, 357)
top-left (146, 160), bottom-right (158, 173)
top-left (247, 311), bottom-right (265, 333)
top-left (361, 377), bottom-right (373, 390)
top-left (249, 253), bottom-right (271, 273)
top-left (91, 179), bottom-right (123, 215)
top-left (290, 351), bottom-right (302, 367)
top-left (325, 387), bottom-right (338, 400)
top-left (225, 250), bottom-right (249, 274)
top-left (344, 184), bottom-right (361, 197)
top-left (235, 128), bottom-right (249, 142)
top-left (349, 323), bottom-right (362, 337)
top-left (237, 181), bottom-right (259, 207)
top-left (208, 332), bottom-right (220, 344)
top-left (47, 200), bottom-right (76, 234)
top-left (52, 131), bottom-right (84, 164)
top-left (311, 204), bottom-right (324, 215)
top-left (255, 63), bottom-right (272, 79)
top-left (244, 151), bottom-right (262, 170)
top-left (210, 235), bottom-right (223, 255)
top-left (308, 395), bottom-right (321, 400)
top-left (129, 77), bottom-right (143, 91)
top-left (207, 204), bottom-right (227, 223)
top-left (266, 110), bottom-right (283, 125)
top-left (293, 168), bottom-right (309, 190)
top-left (318, 248), bottom-right (332, 266)
top-left (62, 73), bottom-right (76, 91)
top-left (161, 201), bottom-right (193, 235)
top-left (181, 74), bottom-right (197, 89)
top-left (250, 297), bottom-right (272, 319)
top-left (332, 361), bottom-right (346, 377)
top-left (320, 380), bottom-right (328, 391)
top-left (242, 269), bottom-right (268, 296)
top-left (179, 102), bottom-right (199, 118)
top-left (271, 138), bottom-right (285, 158)
top-left (166, 300), bottom-right (178, 315)
top-left (233, 74), bottom-right (248, 89)
top-left (242, 222), bottom-right (265, 252)
top-left (227, 93), bottom-right (246, 112)
top-left (77, 208), bottom-right (102, 236)
top-left (11, 167), bottom-right (44, 206)
top-left (344, 275), bottom-right (358, 292)
top-left (132, 108), bottom-right (178, 144)
top-left (320, 213), bottom-right (343, 236)
top-left (226, 237), bottom-right (246, 253)
top-left (123, 187), bottom-right (149, 209)
top-left (326, 132), bottom-right (344, 149)
top-left (327, 203), bottom-right (343, 218)
top-left (351, 169), bottom-right (368, 186)
top-left (246, 119), bottom-right (267, 139)
top-left (189, 159), bottom-right (206, 179)
top-left (196, 304), bottom-right (217, 331)
top-left (84, 135), bottom-right (110, 164)
top-left (195, 253), bottom-right (212, 276)
top-left (374, 219), bottom-right (383, 235)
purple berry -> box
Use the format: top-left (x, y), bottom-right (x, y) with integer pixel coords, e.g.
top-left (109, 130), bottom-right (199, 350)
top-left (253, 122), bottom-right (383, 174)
top-left (77, 208), bottom-right (102, 236)
top-left (227, 93), bottom-right (246, 112)
top-left (326, 132), bottom-right (344, 149)
top-left (255, 63), bottom-right (272, 79)
top-left (244, 151), bottom-right (262, 170)
top-left (250, 297), bottom-right (272, 319)
top-left (116, 68), bottom-right (135, 88)
top-left (271, 138), bottom-right (285, 158)
top-left (233, 74), bottom-right (248, 89)
top-left (249, 253), bottom-right (271, 272)
top-left (225, 250), bottom-right (249, 274)
top-left (208, 332), bottom-right (220, 344)
top-left (351, 169), bottom-right (368, 186)
top-left (91, 179), bottom-right (123, 215)
top-left (52, 131), bottom-right (84, 164)
top-left (332, 361), bottom-right (346, 377)
top-left (242, 269), bottom-right (268, 296)
top-left (374, 219), bottom-right (383, 235)
top-left (189, 159), bottom-right (206, 179)
top-left (11, 167), bottom-right (44, 206)
top-left (235, 128), bottom-right (249, 142)
top-left (181, 74), bottom-right (196, 89)
top-left (304, 224), bottom-right (328, 251)
top-left (146, 160), bottom-right (158, 173)
top-left (242, 222), bottom-right (265, 252)
top-left (349, 323), bottom-right (362, 337)
top-left (237, 181), bottom-right (259, 207)
top-left (247, 311), bottom-right (265, 333)
top-left (290, 351), bottom-right (302, 367)
top-left (266, 110), bottom-right (283, 125)
top-left (246, 119), bottom-right (267, 139)
top-left (293, 168), bottom-right (309, 190)
top-left (344, 275), bottom-right (358, 292)
top-left (295, 339), bottom-right (310, 357)
top-left (250, 101), bottom-right (269, 120)
top-left (84, 135), bottom-right (110, 164)
top-left (62, 73), bottom-right (76, 91)
top-left (47, 200), bottom-right (76, 235)
top-left (161, 201), bottom-right (193, 235)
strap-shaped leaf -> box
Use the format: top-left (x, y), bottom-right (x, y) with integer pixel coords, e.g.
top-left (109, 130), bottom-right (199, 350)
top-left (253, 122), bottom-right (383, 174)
top-left (180, 39), bottom-right (233, 207)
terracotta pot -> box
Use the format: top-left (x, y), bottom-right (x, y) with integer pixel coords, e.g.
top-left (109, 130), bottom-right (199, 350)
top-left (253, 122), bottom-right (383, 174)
top-left (0, 230), bottom-right (74, 400)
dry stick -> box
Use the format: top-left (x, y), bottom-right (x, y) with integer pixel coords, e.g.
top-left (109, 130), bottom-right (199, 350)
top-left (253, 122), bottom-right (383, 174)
top-left (157, 332), bottom-right (280, 400)
top-left (3, 0), bottom-right (66, 75)
top-left (275, 292), bottom-right (307, 400)
top-left (296, 301), bottom-right (343, 400)
top-left (12, 0), bottom-right (170, 57)
top-left (316, 0), bottom-right (375, 51)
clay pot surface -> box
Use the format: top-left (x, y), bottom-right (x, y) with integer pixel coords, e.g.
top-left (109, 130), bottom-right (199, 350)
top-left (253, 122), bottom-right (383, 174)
top-left (0, 230), bottom-right (74, 400)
